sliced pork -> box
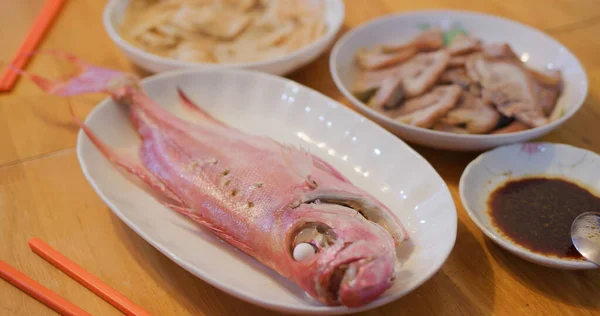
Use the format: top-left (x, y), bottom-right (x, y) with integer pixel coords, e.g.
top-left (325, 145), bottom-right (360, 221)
top-left (355, 50), bottom-right (450, 101)
top-left (402, 50), bottom-right (450, 97)
top-left (382, 28), bottom-right (444, 53)
top-left (356, 46), bottom-right (417, 70)
top-left (440, 92), bottom-right (501, 134)
top-left (528, 67), bottom-right (562, 116)
top-left (447, 34), bottom-right (480, 56)
top-left (367, 75), bottom-right (404, 111)
top-left (353, 63), bottom-right (406, 98)
top-left (391, 85), bottom-right (462, 128)
top-left (356, 28), bottom-right (446, 70)
top-left (481, 43), bottom-right (519, 60)
top-left (439, 68), bottom-right (481, 96)
top-left (536, 83), bottom-right (561, 116)
top-left (466, 53), bottom-right (548, 127)
top-left (528, 67), bottom-right (562, 86)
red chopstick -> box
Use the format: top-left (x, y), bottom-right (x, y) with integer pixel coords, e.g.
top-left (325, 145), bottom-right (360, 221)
top-left (0, 259), bottom-right (91, 316)
top-left (0, 0), bottom-right (67, 92)
top-left (29, 238), bottom-right (151, 316)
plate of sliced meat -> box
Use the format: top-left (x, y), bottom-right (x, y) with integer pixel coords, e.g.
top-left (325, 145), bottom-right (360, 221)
top-left (330, 10), bottom-right (588, 151)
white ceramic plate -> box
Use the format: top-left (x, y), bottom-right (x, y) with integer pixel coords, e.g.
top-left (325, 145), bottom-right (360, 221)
top-left (330, 10), bottom-right (588, 151)
top-left (460, 142), bottom-right (600, 269)
top-left (76, 68), bottom-right (457, 314)
top-left (103, 0), bottom-right (344, 75)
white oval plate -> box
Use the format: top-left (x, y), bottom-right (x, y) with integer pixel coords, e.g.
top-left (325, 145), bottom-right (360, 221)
top-left (330, 10), bottom-right (588, 151)
top-left (460, 142), bottom-right (600, 269)
top-left (76, 68), bottom-right (457, 314)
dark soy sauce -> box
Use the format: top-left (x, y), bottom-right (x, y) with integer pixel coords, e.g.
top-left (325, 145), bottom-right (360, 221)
top-left (488, 177), bottom-right (600, 259)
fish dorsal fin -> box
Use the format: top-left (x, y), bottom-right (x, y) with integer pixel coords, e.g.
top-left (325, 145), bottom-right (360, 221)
top-left (176, 87), bottom-right (230, 127)
top-left (280, 143), bottom-right (317, 189)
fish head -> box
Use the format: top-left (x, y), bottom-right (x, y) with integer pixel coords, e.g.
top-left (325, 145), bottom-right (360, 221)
top-left (284, 191), bottom-right (405, 307)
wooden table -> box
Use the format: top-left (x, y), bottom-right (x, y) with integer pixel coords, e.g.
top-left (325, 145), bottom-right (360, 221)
top-left (1, 1), bottom-right (599, 315)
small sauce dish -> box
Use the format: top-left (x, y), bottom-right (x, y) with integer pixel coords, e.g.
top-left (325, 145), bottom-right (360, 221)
top-left (459, 142), bottom-right (600, 269)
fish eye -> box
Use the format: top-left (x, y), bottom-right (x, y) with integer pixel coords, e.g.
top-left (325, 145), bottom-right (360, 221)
top-left (293, 243), bottom-right (318, 261)
top-left (291, 222), bottom-right (337, 260)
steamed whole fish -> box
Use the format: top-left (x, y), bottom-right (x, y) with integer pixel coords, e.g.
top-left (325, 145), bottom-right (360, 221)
top-left (19, 52), bottom-right (409, 307)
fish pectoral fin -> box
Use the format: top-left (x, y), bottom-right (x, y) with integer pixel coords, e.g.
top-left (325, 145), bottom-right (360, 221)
top-left (70, 101), bottom-right (183, 205)
top-left (281, 143), bottom-right (317, 189)
top-left (161, 202), bottom-right (253, 253)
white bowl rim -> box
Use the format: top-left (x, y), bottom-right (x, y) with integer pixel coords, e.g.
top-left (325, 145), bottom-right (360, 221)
top-left (77, 66), bottom-right (458, 314)
top-left (459, 142), bottom-right (599, 269)
top-left (329, 9), bottom-right (589, 140)
top-left (102, 0), bottom-right (345, 69)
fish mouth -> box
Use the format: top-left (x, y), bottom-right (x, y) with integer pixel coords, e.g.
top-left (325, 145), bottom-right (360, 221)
top-left (320, 254), bottom-right (394, 307)
top-left (321, 257), bottom-right (367, 304)
top-left (315, 241), bottom-right (379, 306)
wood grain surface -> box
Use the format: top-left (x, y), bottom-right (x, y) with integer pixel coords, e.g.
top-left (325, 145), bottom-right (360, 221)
top-left (1, 1), bottom-right (599, 315)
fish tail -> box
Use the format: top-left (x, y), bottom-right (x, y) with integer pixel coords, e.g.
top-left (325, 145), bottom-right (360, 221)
top-left (10, 50), bottom-right (138, 97)
top-left (18, 51), bottom-right (189, 140)
top-left (69, 100), bottom-right (183, 205)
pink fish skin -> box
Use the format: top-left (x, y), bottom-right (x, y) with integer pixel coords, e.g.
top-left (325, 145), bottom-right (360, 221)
top-left (21, 52), bottom-right (409, 307)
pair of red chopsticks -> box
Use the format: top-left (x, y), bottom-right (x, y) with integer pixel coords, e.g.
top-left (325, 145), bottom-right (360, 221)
top-left (0, 238), bottom-right (151, 316)
top-left (0, 0), bottom-right (66, 91)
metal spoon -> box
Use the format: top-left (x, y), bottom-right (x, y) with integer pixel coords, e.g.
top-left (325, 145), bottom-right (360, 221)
top-left (571, 212), bottom-right (600, 267)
